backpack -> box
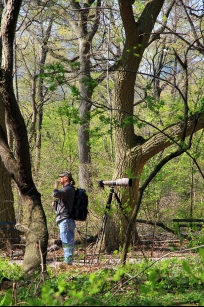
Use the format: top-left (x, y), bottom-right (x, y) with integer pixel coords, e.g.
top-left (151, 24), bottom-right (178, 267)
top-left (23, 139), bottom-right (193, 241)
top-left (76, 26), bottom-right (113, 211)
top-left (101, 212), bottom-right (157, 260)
top-left (69, 186), bottom-right (89, 221)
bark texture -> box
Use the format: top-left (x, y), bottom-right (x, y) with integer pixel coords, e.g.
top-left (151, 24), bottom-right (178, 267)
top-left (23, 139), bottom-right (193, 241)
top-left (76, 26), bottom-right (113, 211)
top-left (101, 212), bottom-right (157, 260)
top-left (0, 98), bottom-right (19, 246)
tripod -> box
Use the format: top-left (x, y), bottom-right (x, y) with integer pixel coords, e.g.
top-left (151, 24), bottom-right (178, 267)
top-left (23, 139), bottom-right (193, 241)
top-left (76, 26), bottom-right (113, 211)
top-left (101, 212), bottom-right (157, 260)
top-left (91, 186), bottom-right (127, 264)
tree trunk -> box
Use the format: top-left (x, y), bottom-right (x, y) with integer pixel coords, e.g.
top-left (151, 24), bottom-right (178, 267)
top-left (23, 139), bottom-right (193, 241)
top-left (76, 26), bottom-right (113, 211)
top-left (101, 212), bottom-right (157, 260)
top-left (0, 98), bottom-right (19, 247)
top-left (20, 192), bottom-right (48, 273)
top-left (0, 0), bottom-right (48, 274)
top-left (66, 1), bottom-right (102, 189)
top-left (103, 0), bottom-right (166, 252)
top-left (77, 31), bottom-right (94, 190)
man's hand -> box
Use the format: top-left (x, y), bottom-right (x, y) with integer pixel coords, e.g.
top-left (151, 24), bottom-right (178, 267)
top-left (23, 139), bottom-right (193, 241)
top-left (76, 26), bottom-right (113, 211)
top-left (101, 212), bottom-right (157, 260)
top-left (54, 180), bottom-right (60, 189)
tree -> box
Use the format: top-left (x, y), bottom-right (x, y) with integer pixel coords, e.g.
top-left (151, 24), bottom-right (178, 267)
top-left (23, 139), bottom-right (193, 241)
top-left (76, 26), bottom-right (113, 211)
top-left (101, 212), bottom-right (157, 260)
top-left (0, 0), bottom-right (48, 274)
top-left (63, 0), bottom-right (102, 188)
top-left (47, 1), bottom-right (119, 189)
top-left (105, 0), bottom-right (204, 261)
top-left (0, 0), bottom-right (20, 250)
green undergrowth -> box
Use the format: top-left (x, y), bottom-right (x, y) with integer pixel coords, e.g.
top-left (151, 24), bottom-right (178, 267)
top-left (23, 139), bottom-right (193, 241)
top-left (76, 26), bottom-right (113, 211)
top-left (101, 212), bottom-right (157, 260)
top-left (1, 250), bottom-right (204, 306)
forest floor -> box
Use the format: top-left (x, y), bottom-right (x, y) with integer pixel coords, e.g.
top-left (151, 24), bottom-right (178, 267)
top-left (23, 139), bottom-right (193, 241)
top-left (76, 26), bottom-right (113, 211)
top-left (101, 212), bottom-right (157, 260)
top-left (5, 231), bottom-right (196, 273)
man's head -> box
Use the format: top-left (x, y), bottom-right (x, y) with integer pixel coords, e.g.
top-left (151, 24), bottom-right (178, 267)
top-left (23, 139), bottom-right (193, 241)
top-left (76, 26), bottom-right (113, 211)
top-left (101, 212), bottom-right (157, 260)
top-left (59, 171), bottom-right (72, 186)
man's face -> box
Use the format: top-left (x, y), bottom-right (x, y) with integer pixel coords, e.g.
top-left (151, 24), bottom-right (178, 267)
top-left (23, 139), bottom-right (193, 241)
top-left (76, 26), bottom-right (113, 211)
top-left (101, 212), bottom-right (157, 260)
top-left (60, 176), bottom-right (69, 185)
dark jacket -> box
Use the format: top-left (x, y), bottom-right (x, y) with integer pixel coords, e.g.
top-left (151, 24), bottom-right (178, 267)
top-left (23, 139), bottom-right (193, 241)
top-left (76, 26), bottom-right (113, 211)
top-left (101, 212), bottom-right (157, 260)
top-left (52, 184), bottom-right (75, 223)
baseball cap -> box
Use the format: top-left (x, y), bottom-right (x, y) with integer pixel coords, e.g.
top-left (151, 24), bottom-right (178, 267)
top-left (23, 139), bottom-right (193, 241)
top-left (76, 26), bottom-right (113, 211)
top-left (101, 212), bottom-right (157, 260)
top-left (58, 171), bottom-right (72, 178)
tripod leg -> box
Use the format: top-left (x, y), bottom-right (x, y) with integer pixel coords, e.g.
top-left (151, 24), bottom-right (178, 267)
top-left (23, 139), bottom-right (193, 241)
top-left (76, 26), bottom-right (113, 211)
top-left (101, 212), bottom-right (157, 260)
top-left (90, 214), bottom-right (107, 265)
top-left (91, 189), bottom-right (113, 264)
top-left (114, 192), bottom-right (129, 223)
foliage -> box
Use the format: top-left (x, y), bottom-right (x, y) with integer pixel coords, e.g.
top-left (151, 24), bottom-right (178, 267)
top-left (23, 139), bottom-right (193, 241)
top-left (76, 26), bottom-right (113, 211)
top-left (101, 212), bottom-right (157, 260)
top-left (0, 258), bottom-right (22, 281)
top-left (1, 253), bottom-right (204, 305)
top-left (140, 137), bottom-right (204, 224)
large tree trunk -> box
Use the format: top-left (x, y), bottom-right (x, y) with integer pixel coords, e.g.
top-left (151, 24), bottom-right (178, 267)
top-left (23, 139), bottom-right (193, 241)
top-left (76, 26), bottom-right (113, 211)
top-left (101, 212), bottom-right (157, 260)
top-left (0, 0), bottom-right (48, 274)
top-left (0, 96), bottom-right (19, 247)
top-left (20, 192), bottom-right (48, 273)
top-left (0, 1), bottom-right (18, 247)
top-left (104, 0), bottom-right (166, 252)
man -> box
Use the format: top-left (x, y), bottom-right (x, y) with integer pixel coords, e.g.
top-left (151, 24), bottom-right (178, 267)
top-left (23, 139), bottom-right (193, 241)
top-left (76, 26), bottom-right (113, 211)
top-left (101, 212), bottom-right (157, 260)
top-left (52, 171), bottom-right (76, 265)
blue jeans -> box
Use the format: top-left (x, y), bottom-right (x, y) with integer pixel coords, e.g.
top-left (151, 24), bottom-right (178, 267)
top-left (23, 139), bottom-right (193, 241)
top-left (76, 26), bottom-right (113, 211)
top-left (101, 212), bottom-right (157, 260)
top-left (58, 218), bottom-right (76, 264)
